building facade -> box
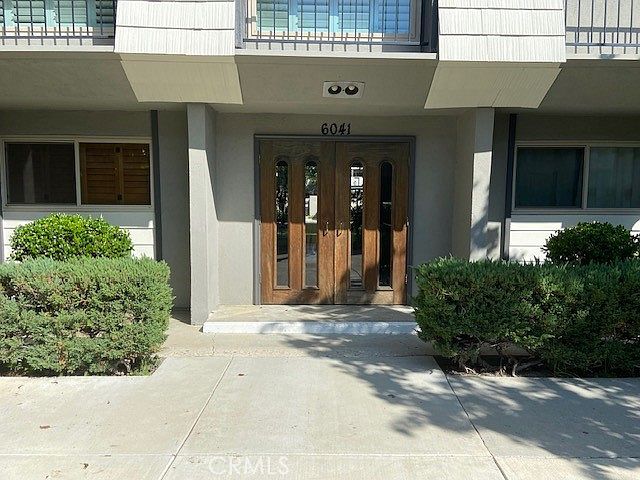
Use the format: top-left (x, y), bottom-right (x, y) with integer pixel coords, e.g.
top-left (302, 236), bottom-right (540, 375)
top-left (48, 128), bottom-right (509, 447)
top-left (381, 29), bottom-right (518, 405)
top-left (1, 0), bottom-right (640, 323)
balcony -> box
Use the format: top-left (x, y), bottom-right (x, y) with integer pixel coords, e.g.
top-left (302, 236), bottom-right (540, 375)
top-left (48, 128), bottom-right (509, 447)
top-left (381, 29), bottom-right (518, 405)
top-left (241, 0), bottom-right (436, 51)
top-left (0, 0), bottom-right (116, 43)
top-left (565, 0), bottom-right (640, 53)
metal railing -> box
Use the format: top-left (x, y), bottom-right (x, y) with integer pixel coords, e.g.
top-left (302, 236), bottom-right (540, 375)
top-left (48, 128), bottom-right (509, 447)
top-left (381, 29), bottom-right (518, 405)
top-left (243, 0), bottom-right (432, 47)
top-left (0, 0), bottom-right (116, 40)
top-left (565, 0), bottom-right (640, 52)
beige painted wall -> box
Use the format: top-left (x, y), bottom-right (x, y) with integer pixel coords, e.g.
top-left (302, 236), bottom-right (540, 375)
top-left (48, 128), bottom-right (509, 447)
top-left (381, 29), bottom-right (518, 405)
top-left (214, 113), bottom-right (458, 304)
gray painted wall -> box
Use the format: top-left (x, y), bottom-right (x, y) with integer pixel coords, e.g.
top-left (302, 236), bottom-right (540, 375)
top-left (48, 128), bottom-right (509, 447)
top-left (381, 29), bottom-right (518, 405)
top-left (517, 114), bottom-right (640, 142)
top-left (214, 113), bottom-right (458, 304)
top-left (158, 110), bottom-right (190, 309)
top-left (187, 104), bottom-right (220, 322)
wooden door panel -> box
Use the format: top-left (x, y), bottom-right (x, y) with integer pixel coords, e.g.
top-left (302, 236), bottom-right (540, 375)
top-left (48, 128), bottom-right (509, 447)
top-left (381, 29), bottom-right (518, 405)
top-left (334, 142), bottom-right (409, 305)
top-left (260, 139), bottom-right (409, 305)
top-left (260, 140), bottom-right (333, 304)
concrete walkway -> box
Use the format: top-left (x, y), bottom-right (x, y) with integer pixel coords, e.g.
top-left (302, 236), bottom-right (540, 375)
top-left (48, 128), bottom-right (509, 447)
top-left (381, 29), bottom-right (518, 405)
top-left (0, 318), bottom-right (638, 479)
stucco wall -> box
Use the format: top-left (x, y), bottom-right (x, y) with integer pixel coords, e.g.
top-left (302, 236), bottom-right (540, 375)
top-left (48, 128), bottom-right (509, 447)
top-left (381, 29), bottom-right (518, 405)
top-left (214, 113), bottom-right (458, 304)
top-left (509, 114), bottom-right (640, 261)
top-left (158, 110), bottom-right (190, 309)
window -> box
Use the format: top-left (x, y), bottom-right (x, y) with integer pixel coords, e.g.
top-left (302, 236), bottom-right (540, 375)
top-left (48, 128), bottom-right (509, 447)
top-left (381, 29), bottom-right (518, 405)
top-left (514, 144), bottom-right (640, 210)
top-left (3, 140), bottom-right (151, 207)
top-left (255, 0), bottom-right (414, 38)
top-left (80, 143), bottom-right (151, 205)
top-left (514, 147), bottom-right (584, 208)
top-left (588, 147), bottom-right (640, 208)
top-left (5, 143), bottom-right (77, 204)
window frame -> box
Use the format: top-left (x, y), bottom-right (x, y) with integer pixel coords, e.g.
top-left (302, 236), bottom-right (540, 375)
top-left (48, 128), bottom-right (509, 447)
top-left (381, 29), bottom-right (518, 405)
top-left (0, 136), bottom-right (153, 212)
top-left (513, 141), bottom-right (640, 214)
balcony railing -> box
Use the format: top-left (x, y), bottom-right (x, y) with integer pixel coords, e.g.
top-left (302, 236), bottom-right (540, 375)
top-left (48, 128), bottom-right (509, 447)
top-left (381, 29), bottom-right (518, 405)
top-left (243, 0), bottom-right (434, 48)
top-left (0, 0), bottom-right (116, 40)
top-left (565, 0), bottom-right (640, 52)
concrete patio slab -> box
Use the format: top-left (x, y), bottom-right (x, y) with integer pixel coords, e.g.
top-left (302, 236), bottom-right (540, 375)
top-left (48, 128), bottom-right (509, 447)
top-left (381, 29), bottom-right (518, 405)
top-left (181, 355), bottom-right (489, 456)
top-left (0, 455), bottom-right (171, 480)
top-left (164, 454), bottom-right (505, 480)
top-left (0, 357), bottom-right (231, 455)
top-left (449, 377), bottom-right (640, 459)
top-left (496, 457), bottom-right (640, 480)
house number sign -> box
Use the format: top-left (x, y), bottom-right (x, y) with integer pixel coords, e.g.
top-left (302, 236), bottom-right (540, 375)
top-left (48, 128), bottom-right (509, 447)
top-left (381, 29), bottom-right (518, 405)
top-left (321, 122), bottom-right (352, 136)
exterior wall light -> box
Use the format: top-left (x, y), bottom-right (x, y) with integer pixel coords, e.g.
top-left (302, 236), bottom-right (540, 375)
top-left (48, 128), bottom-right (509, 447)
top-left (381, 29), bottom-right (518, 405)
top-left (323, 81), bottom-right (365, 98)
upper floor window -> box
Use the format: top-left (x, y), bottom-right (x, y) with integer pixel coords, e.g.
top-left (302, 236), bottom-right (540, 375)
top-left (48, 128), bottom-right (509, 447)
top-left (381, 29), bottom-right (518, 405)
top-left (0, 0), bottom-right (116, 39)
top-left (514, 145), bottom-right (640, 210)
top-left (3, 141), bottom-right (151, 207)
top-left (250, 0), bottom-right (418, 44)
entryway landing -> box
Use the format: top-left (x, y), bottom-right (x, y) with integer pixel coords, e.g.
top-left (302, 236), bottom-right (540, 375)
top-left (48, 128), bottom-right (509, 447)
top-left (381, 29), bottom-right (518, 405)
top-left (202, 305), bottom-right (416, 335)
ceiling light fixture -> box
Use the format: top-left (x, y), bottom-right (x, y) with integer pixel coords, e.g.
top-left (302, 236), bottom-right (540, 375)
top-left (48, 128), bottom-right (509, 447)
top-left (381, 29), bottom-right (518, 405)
top-left (323, 81), bottom-right (365, 99)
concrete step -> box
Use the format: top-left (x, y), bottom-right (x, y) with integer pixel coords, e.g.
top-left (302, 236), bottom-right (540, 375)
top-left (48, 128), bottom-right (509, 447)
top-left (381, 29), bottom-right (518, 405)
top-left (202, 305), bottom-right (417, 335)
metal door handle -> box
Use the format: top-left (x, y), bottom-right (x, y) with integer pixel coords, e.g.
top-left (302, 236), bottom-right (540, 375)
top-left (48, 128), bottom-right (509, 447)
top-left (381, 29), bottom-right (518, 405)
top-left (336, 221), bottom-right (343, 237)
top-left (324, 220), bottom-right (329, 236)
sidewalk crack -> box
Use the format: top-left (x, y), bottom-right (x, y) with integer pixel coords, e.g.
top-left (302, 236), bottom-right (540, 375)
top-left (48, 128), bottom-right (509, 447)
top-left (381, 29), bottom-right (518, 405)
top-left (158, 356), bottom-right (234, 480)
top-left (445, 375), bottom-right (510, 480)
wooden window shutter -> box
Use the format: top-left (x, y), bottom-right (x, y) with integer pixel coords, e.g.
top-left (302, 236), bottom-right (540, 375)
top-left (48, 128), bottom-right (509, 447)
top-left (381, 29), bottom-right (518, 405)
top-left (121, 143), bottom-right (151, 205)
top-left (80, 143), bottom-right (150, 205)
top-left (80, 143), bottom-right (120, 205)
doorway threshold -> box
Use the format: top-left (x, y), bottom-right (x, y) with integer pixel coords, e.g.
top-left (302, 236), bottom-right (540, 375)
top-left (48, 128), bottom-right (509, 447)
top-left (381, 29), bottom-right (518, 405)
top-left (202, 305), bottom-right (416, 335)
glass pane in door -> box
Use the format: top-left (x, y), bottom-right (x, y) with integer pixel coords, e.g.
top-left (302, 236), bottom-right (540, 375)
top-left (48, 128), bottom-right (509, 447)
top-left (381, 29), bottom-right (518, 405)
top-left (379, 161), bottom-right (393, 286)
top-left (349, 162), bottom-right (364, 288)
top-left (304, 160), bottom-right (319, 287)
top-left (275, 160), bottom-right (289, 286)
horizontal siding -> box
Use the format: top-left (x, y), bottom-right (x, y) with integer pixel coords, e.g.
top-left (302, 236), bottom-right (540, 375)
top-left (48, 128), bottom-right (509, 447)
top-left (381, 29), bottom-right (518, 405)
top-left (441, 35), bottom-right (566, 62)
top-left (115, 0), bottom-right (235, 56)
top-left (117, 1), bottom-right (234, 30)
top-left (508, 213), bottom-right (640, 262)
top-left (439, 9), bottom-right (565, 36)
top-left (438, 0), bottom-right (566, 62)
top-left (439, 0), bottom-right (564, 8)
top-left (116, 26), bottom-right (235, 56)
top-left (2, 210), bottom-right (155, 260)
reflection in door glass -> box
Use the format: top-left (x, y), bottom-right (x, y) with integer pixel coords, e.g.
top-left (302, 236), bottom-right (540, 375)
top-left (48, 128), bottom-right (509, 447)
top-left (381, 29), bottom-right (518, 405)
top-left (275, 160), bottom-right (289, 287)
top-left (379, 162), bottom-right (393, 287)
top-left (350, 162), bottom-right (364, 288)
top-left (304, 161), bottom-right (319, 288)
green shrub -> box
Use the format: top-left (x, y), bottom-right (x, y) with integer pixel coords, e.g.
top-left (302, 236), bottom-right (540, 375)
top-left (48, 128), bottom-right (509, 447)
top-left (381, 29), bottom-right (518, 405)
top-left (0, 257), bottom-right (172, 375)
top-left (543, 222), bottom-right (639, 265)
top-left (10, 213), bottom-right (133, 261)
top-left (413, 258), bottom-right (640, 376)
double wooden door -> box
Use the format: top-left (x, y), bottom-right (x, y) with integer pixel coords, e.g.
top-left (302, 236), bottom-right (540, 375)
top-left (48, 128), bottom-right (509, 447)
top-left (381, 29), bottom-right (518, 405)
top-left (259, 140), bottom-right (409, 305)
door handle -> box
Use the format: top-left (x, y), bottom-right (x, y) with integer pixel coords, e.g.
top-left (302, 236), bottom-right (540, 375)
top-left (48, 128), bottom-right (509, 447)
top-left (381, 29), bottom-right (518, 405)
top-left (336, 221), bottom-right (343, 237)
top-left (324, 220), bottom-right (329, 236)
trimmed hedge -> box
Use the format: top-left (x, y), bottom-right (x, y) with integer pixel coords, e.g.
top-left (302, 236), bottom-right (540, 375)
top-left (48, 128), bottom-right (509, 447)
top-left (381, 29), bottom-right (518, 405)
top-left (0, 257), bottom-right (172, 376)
top-left (414, 258), bottom-right (640, 376)
top-left (10, 213), bottom-right (133, 261)
top-left (544, 221), bottom-right (640, 265)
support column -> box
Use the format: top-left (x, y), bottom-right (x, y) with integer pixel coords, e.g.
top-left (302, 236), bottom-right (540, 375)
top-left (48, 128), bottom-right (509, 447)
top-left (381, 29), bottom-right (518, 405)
top-left (187, 104), bottom-right (219, 324)
top-left (452, 108), bottom-right (497, 261)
